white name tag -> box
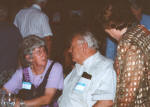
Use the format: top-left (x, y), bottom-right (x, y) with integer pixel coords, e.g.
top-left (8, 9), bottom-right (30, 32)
top-left (74, 82), bottom-right (86, 92)
top-left (74, 77), bottom-right (91, 92)
top-left (22, 82), bottom-right (32, 90)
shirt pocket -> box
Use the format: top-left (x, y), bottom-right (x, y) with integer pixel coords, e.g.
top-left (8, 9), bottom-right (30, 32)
top-left (70, 77), bottom-right (92, 106)
top-left (72, 77), bottom-right (91, 94)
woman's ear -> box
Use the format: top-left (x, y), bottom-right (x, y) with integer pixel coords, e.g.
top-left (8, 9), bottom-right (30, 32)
top-left (25, 54), bottom-right (32, 62)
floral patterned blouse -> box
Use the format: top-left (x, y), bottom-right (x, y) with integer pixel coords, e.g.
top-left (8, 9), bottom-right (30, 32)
top-left (114, 24), bottom-right (150, 107)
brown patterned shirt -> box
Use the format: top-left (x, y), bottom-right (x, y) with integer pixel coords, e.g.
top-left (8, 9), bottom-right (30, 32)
top-left (114, 25), bottom-right (150, 107)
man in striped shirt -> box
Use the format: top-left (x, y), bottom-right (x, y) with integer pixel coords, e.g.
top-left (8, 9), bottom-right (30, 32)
top-left (14, 0), bottom-right (53, 57)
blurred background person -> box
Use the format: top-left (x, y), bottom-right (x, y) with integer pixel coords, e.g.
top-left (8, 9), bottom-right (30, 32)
top-left (129, 0), bottom-right (150, 30)
top-left (0, 4), bottom-right (22, 88)
top-left (14, 0), bottom-right (53, 58)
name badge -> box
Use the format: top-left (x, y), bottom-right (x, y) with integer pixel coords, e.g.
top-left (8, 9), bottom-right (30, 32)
top-left (22, 82), bottom-right (32, 90)
top-left (74, 82), bottom-right (86, 92)
top-left (74, 77), bottom-right (91, 92)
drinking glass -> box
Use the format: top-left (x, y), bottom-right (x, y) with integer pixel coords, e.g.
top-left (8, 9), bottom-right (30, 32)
top-left (5, 93), bottom-right (16, 107)
top-left (0, 89), bottom-right (7, 107)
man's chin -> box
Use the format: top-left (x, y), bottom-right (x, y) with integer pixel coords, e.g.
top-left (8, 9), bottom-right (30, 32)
top-left (72, 58), bottom-right (76, 63)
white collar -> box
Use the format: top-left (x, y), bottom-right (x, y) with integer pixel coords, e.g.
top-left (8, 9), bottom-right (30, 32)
top-left (83, 52), bottom-right (100, 66)
top-left (32, 4), bottom-right (41, 10)
top-left (75, 52), bottom-right (100, 74)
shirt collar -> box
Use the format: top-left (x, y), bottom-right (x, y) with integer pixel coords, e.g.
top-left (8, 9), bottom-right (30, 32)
top-left (77, 52), bottom-right (100, 73)
top-left (74, 52), bottom-right (101, 74)
top-left (83, 51), bottom-right (100, 66)
top-left (32, 4), bottom-right (41, 10)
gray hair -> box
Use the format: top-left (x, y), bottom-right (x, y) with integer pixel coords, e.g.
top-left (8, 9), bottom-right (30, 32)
top-left (20, 35), bottom-right (46, 67)
top-left (22, 35), bottom-right (45, 55)
top-left (77, 31), bottom-right (99, 50)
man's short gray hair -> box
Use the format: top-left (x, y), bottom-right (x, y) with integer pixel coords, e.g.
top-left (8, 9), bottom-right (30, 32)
top-left (77, 31), bottom-right (99, 50)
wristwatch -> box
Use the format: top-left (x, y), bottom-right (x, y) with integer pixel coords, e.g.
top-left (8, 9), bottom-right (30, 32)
top-left (20, 99), bottom-right (25, 107)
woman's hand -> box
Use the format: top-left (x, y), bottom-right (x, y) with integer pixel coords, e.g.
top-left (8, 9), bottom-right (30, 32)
top-left (14, 98), bottom-right (21, 107)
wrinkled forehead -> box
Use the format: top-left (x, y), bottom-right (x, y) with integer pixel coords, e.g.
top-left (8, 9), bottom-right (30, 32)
top-left (24, 45), bottom-right (45, 55)
top-left (32, 46), bottom-right (45, 51)
top-left (72, 35), bottom-right (83, 43)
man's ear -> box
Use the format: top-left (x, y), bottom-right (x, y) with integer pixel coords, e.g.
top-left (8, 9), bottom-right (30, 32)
top-left (82, 42), bottom-right (88, 52)
top-left (25, 54), bottom-right (32, 62)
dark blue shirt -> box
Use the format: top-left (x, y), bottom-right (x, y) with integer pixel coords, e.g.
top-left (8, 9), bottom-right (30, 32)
top-left (0, 22), bottom-right (22, 71)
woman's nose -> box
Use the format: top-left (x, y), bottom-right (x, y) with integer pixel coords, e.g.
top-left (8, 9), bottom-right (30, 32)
top-left (68, 47), bottom-right (72, 53)
top-left (40, 50), bottom-right (46, 56)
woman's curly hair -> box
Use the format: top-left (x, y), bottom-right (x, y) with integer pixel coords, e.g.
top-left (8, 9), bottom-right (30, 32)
top-left (100, 0), bottom-right (138, 30)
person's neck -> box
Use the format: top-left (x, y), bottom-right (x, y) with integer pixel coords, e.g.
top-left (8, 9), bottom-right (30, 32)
top-left (31, 64), bottom-right (46, 75)
top-left (32, 3), bottom-right (42, 10)
top-left (117, 27), bottom-right (128, 41)
top-left (35, 3), bottom-right (43, 9)
top-left (80, 49), bottom-right (97, 65)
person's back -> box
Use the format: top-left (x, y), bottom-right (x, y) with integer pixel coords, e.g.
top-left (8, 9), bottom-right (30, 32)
top-left (115, 25), bottom-right (150, 106)
top-left (14, 5), bottom-right (50, 38)
top-left (14, 0), bottom-right (53, 57)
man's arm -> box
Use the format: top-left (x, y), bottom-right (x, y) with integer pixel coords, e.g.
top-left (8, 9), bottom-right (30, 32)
top-left (93, 100), bottom-right (113, 107)
top-left (44, 36), bottom-right (52, 58)
top-left (92, 61), bottom-right (116, 107)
